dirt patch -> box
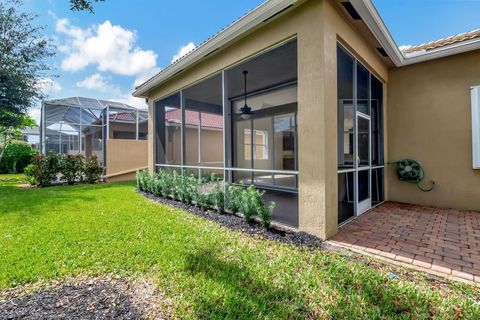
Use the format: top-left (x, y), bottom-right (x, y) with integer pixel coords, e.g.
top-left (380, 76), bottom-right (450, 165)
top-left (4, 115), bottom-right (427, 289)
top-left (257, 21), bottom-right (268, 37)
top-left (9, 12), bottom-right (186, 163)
top-left (0, 275), bottom-right (173, 319)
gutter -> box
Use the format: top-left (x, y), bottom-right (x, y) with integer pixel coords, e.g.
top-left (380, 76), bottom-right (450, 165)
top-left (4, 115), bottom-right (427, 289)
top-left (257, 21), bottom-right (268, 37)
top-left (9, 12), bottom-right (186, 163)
top-left (133, 0), bottom-right (297, 98)
top-left (351, 0), bottom-right (480, 67)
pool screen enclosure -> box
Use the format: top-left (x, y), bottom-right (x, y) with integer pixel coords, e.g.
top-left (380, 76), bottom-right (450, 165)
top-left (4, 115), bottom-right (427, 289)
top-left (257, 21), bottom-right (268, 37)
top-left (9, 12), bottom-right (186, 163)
top-left (40, 97), bottom-right (148, 167)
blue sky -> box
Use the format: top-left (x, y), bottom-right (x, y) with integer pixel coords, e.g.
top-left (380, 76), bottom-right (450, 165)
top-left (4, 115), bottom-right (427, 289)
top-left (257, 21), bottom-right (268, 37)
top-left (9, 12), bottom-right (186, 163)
top-left (23, 0), bottom-right (480, 121)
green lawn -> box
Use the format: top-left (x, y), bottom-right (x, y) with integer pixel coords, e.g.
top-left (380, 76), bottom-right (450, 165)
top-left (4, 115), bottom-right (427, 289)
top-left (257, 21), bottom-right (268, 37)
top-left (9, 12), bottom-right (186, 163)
top-left (0, 174), bottom-right (479, 319)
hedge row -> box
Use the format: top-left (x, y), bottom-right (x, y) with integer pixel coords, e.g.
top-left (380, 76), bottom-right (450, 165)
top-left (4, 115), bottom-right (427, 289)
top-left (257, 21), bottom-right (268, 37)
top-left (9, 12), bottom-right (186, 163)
top-left (25, 153), bottom-right (103, 187)
top-left (137, 170), bottom-right (275, 228)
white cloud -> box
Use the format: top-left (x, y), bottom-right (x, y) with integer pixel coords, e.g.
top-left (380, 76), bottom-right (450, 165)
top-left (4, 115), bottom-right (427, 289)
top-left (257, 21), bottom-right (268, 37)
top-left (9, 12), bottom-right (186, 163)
top-left (114, 94), bottom-right (148, 109)
top-left (56, 18), bottom-right (157, 76)
top-left (171, 42), bottom-right (196, 64)
top-left (29, 107), bottom-right (41, 124)
top-left (76, 73), bottom-right (121, 95)
top-left (76, 73), bottom-right (145, 109)
top-left (37, 78), bottom-right (62, 95)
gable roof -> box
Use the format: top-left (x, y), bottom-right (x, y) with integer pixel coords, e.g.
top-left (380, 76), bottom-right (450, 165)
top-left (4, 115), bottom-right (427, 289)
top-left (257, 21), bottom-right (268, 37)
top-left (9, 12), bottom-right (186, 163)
top-left (133, 0), bottom-right (480, 97)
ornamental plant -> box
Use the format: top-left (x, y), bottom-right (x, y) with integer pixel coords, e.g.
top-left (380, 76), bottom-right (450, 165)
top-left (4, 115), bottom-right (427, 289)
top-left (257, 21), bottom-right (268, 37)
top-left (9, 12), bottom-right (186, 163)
top-left (257, 201), bottom-right (276, 229)
top-left (59, 154), bottom-right (84, 184)
top-left (0, 140), bottom-right (37, 173)
top-left (84, 155), bottom-right (102, 184)
top-left (225, 183), bottom-right (243, 214)
top-left (240, 185), bottom-right (264, 222)
top-left (136, 169), bottom-right (276, 229)
top-left (30, 153), bottom-right (59, 187)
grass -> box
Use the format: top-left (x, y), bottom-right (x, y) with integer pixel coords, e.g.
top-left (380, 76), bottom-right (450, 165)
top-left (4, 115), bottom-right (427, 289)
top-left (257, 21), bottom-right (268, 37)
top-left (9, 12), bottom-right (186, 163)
top-left (1, 173), bottom-right (479, 319)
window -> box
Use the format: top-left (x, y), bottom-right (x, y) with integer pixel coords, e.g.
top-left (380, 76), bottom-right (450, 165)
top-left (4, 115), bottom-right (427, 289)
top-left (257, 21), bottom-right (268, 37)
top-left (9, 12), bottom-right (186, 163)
top-left (244, 129), bottom-right (268, 160)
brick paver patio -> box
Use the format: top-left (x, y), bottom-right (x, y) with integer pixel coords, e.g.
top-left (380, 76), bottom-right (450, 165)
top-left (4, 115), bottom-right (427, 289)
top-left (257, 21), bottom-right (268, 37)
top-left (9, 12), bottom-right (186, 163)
top-left (329, 202), bottom-right (480, 282)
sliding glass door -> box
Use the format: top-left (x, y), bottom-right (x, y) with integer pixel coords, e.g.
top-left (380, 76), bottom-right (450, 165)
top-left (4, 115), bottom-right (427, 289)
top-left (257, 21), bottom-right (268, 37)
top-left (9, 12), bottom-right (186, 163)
top-left (337, 43), bottom-right (384, 224)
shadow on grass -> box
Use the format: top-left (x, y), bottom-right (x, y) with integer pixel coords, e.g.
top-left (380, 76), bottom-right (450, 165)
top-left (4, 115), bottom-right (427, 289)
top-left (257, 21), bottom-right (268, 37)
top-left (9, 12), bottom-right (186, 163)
top-left (184, 248), bottom-right (307, 320)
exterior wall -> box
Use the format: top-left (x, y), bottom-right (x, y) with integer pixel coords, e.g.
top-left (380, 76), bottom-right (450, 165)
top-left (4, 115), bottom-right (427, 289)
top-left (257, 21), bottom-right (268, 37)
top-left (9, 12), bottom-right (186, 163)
top-left (143, 0), bottom-right (389, 239)
top-left (164, 125), bottom-right (223, 166)
top-left (109, 122), bottom-right (136, 139)
top-left (388, 50), bottom-right (480, 210)
top-left (311, 0), bottom-right (389, 238)
top-left (106, 139), bottom-right (148, 181)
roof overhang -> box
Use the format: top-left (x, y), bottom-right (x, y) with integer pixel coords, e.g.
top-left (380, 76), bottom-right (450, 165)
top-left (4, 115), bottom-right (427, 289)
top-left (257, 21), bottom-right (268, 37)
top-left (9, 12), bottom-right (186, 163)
top-left (133, 0), bottom-right (297, 98)
top-left (133, 0), bottom-right (480, 98)
top-left (350, 0), bottom-right (480, 66)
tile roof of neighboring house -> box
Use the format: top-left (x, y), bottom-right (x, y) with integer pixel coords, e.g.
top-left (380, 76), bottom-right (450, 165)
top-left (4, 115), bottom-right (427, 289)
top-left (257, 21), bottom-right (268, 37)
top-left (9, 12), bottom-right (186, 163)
top-left (109, 112), bottom-right (136, 122)
top-left (165, 109), bottom-right (223, 129)
top-left (402, 29), bottom-right (480, 54)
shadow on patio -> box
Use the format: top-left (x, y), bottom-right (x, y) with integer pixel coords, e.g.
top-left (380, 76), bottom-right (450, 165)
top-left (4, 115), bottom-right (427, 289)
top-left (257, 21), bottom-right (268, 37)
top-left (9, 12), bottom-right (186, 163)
top-left (329, 202), bottom-right (480, 283)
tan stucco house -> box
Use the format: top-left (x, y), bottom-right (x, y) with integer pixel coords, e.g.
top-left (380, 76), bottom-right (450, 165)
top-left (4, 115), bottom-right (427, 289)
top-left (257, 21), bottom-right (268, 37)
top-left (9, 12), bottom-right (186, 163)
top-left (133, 0), bottom-right (480, 239)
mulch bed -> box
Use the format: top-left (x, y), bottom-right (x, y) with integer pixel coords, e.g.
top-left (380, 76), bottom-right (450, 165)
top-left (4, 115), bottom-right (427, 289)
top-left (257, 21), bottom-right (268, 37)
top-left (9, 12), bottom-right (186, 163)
top-left (138, 190), bottom-right (333, 250)
top-left (0, 276), bottom-right (172, 320)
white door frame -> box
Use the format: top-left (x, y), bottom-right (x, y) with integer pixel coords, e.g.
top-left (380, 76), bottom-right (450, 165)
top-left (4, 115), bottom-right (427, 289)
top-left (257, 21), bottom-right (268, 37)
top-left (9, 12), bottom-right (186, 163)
top-left (355, 111), bottom-right (371, 216)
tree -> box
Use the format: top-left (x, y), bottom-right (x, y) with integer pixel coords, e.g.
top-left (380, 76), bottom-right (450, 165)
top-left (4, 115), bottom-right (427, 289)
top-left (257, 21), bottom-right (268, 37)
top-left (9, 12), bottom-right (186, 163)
top-left (70, 0), bottom-right (105, 13)
top-left (0, 114), bottom-right (35, 165)
top-left (0, 0), bottom-right (55, 121)
top-left (0, 0), bottom-right (54, 160)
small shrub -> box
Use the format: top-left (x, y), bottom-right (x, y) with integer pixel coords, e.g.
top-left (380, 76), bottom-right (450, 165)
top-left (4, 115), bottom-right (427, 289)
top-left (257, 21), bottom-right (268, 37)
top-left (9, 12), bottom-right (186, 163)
top-left (0, 140), bottom-right (37, 173)
top-left (136, 170), bottom-right (148, 191)
top-left (258, 201), bottom-right (276, 229)
top-left (24, 164), bottom-right (36, 185)
top-left (240, 185), bottom-right (264, 222)
top-left (225, 183), bottom-right (243, 213)
top-left (136, 170), bottom-right (274, 227)
top-left (59, 154), bottom-right (84, 184)
top-left (212, 186), bottom-right (225, 213)
top-left (30, 153), bottom-right (59, 187)
top-left (84, 155), bottom-right (102, 184)
top-left (158, 170), bottom-right (173, 197)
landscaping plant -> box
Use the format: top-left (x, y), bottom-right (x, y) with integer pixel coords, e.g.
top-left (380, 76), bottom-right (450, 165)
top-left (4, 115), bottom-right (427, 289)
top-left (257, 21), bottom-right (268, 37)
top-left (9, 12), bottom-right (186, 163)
top-left (23, 164), bottom-right (36, 185)
top-left (136, 169), bottom-right (275, 229)
top-left (59, 154), bottom-right (84, 184)
top-left (83, 155), bottom-right (102, 183)
top-left (30, 154), bottom-right (59, 187)
top-left (0, 140), bottom-right (37, 174)
top-left (240, 185), bottom-right (264, 222)
top-left (258, 201), bottom-right (275, 228)
top-left (212, 186), bottom-right (225, 213)
top-left (225, 183), bottom-right (243, 214)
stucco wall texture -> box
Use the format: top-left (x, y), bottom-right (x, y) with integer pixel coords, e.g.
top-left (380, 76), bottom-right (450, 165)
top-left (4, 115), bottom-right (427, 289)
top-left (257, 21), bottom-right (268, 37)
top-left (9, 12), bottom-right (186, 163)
top-left (142, 0), bottom-right (480, 239)
top-left (388, 50), bottom-right (480, 211)
top-left (106, 139), bottom-right (148, 182)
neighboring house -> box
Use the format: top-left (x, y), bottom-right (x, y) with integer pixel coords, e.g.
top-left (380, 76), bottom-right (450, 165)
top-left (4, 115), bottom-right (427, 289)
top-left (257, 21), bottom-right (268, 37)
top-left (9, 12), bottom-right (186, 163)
top-left (133, 0), bottom-right (480, 239)
top-left (40, 97), bottom-right (148, 182)
top-left (21, 126), bottom-right (40, 151)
